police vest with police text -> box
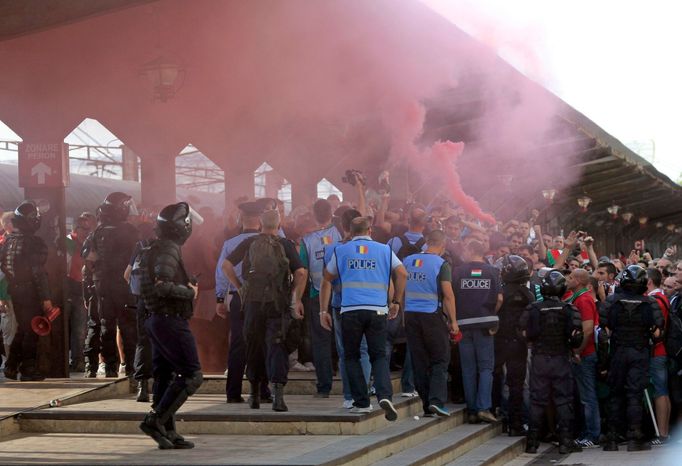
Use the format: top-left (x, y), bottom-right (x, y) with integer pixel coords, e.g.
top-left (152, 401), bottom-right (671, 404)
top-left (335, 239), bottom-right (391, 310)
top-left (303, 225), bottom-right (342, 292)
top-left (404, 252), bottom-right (444, 313)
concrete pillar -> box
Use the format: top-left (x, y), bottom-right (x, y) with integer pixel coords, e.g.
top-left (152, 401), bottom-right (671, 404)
top-left (17, 140), bottom-right (69, 378)
top-left (224, 166), bottom-right (255, 209)
top-left (291, 176), bottom-right (319, 209)
top-left (140, 154), bottom-right (176, 209)
top-left (121, 145), bottom-right (139, 181)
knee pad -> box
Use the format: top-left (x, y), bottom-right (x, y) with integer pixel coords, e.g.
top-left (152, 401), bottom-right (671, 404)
top-left (185, 371), bottom-right (203, 395)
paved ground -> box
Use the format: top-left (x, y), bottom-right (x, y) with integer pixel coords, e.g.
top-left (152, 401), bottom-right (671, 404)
top-left (505, 442), bottom-right (681, 466)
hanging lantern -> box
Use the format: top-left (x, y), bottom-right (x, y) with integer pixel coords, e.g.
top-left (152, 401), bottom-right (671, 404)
top-left (607, 203), bottom-right (620, 219)
top-left (676, 227), bottom-right (682, 235)
top-left (139, 55), bottom-right (185, 102)
top-left (577, 196), bottom-right (592, 212)
top-left (667, 224), bottom-right (675, 232)
top-left (622, 212), bottom-right (634, 224)
top-left (655, 222), bottom-right (664, 228)
top-left (638, 216), bottom-right (648, 228)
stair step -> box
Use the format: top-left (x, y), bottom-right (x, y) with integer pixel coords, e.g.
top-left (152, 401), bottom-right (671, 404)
top-left (446, 435), bottom-right (526, 466)
top-left (372, 422), bottom-right (500, 466)
top-left (281, 406), bottom-right (466, 465)
top-left (17, 394), bottom-right (423, 435)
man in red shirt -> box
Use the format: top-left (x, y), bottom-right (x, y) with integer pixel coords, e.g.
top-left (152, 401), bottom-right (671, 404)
top-left (646, 268), bottom-right (670, 444)
top-left (566, 268), bottom-right (600, 448)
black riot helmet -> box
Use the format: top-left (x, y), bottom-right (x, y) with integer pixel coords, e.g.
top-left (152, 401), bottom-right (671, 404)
top-left (156, 202), bottom-right (203, 245)
top-left (12, 200), bottom-right (41, 234)
top-left (618, 264), bottom-right (647, 294)
top-left (98, 192), bottom-right (137, 224)
top-left (498, 254), bottom-right (530, 284)
top-left (540, 269), bottom-right (567, 298)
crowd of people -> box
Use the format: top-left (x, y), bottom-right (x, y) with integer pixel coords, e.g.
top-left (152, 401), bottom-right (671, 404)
top-left (0, 173), bottom-right (681, 453)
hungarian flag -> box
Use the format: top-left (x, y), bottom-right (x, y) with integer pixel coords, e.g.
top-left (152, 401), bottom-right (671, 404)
top-left (356, 245), bottom-right (368, 254)
top-left (413, 259), bottom-right (423, 267)
top-left (321, 236), bottom-right (333, 245)
top-left (471, 269), bottom-right (482, 277)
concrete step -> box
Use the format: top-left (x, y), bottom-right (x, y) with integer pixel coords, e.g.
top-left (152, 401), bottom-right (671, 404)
top-left (371, 421), bottom-right (500, 466)
top-left (16, 394), bottom-right (424, 435)
top-left (198, 372), bottom-right (403, 396)
top-left (446, 435), bottom-right (526, 466)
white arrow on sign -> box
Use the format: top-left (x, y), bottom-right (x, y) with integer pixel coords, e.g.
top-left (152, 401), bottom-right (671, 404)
top-left (31, 162), bottom-right (52, 185)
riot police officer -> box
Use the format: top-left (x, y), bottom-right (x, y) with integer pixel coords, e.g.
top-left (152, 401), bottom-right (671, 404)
top-left (139, 202), bottom-right (203, 449)
top-left (0, 201), bottom-right (52, 381)
top-left (493, 254), bottom-right (534, 436)
top-left (601, 264), bottom-right (665, 451)
top-left (521, 269), bottom-right (583, 454)
top-left (83, 192), bottom-right (139, 377)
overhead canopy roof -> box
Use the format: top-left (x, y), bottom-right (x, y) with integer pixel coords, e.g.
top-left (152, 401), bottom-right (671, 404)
top-left (0, 0), bottom-right (680, 239)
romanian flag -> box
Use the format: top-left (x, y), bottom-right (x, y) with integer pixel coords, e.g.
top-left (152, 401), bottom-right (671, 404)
top-left (356, 245), bottom-right (368, 254)
top-left (471, 269), bottom-right (482, 277)
top-left (321, 236), bottom-right (333, 245)
top-left (413, 259), bottom-right (423, 267)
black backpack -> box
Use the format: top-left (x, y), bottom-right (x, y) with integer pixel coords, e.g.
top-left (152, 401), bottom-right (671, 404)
top-left (129, 240), bottom-right (153, 296)
top-left (396, 234), bottom-right (425, 261)
top-left (243, 235), bottom-right (291, 304)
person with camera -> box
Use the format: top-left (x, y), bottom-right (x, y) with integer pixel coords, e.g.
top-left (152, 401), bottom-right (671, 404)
top-left (299, 199), bottom-right (342, 398)
top-left (223, 209), bottom-right (307, 412)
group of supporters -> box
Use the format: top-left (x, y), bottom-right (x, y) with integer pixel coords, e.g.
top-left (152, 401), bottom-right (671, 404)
top-left (1, 177), bottom-right (681, 453)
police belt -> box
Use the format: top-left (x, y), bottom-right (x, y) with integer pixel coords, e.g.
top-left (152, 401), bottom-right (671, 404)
top-left (457, 315), bottom-right (499, 327)
top-left (148, 307), bottom-right (189, 318)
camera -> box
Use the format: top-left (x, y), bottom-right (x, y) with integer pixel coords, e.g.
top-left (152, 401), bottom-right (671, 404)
top-left (342, 169), bottom-right (366, 186)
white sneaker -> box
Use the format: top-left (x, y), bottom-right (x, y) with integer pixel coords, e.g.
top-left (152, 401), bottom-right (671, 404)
top-left (290, 362), bottom-right (308, 372)
top-left (118, 363), bottom-right (126, 375)
top-left (350, 404), bottom-right (373, 414)
top-left (400, 391), bottom-right (418, 397)
top-left (223, 369), bottom-right (228, 376)
top-left (303, 362), bottom-right (315, 372)
top-left (97, 362), bottom-right (106, 376)
top-left (342, 399), bottom-right (354, 409)
top-left (379, 399), bottom-right (398, 421)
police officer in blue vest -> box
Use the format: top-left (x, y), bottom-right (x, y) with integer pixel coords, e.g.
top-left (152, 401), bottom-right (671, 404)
top-left (216, 201), bottom-right (271, 405)
top-left (300, 199), bottom-right (342, 397)
top-left (320, 216), bottom-right (407, 421)
top-left (403, 229), bottom-right (458, 417)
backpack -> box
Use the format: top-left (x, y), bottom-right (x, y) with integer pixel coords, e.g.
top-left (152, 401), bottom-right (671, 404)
top-left (396, 235), bottom-right (425, 261)
top-left (243, 235), bottom-right (291, 304)
top-left (129, 240), bottom-right (153, 296)
top-left (665, 305), bottom-right (682, 365)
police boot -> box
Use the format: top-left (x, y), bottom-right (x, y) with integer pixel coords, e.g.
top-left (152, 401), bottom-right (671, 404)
top-left (558, 432), bottom-right (582, 454)
top-left (19, 360), bottom-right (45, 382)
top-left (626, 428), bottom-right (651, 452)
top-left (104, 363), bottom-right (118, 378)
top-left (139, 411), bottom-right (174, 449)
top-left (508, 424), bottom-right (527, 437)
top-left (248, 382), bottom-right (260, 410)
top-left (272, 383), bottom-right (288, 412)
top-left (83, 358), bottom-right (98, 378)
top-left (3, 352), bottom-right (19, 380)
top-left (136, 379), bottom-right (150, 403)
top-left (164, 415), bottom-right (194, 449)
top-left (525, 431), bottom-right (539, 454)
top-left (602, 432), bottom-right (619, 451)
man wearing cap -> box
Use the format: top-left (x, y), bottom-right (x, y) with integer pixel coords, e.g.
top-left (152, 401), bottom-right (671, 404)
top-left (216, 201), bottom-right (270, 404)
top-left (299, 199), bottom-right (342, 397)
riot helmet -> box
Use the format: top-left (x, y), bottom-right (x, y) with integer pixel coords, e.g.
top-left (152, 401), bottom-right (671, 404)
top-left (499, 254), bottom-right (530, 284)
top-left (12, 200), bottom-right (41, 234)
top-left (98, 192), bottom-right (137, 224)
top-left (540, 269), bottom-right (567, 298)
top-left (156, 202), bottom-right (202, 245)
top-left (618, 264), bottom-right (647, 294)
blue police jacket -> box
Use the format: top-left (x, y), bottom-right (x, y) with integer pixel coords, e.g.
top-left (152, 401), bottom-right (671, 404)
top-left (302, 225), bottom-right (342, 292)
top-left (215, 230), bottom-right (259, 298)
top-left (323, 241), bottom-right (343, 309)
top-left (335, 238), bottom-right (391, 310)
top-left (404, 252), bottom-right (444, 313)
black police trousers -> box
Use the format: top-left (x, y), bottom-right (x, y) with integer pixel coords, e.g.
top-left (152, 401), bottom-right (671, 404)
top-left (84, 280), bottom-right (136, 373)
top-left (606, 346), bottom-right (649, 439)
top-left (405, 311), bottom-right (451, 413)
top-left (145, 312), bottom-right (202, 418)
top-left (493, 336), bottom-right (528, 429)
top-left (133, 297), bottom-right (152, 381)
top-left (6, 285), bottom-right (42, 373)
top-left (226, 294), bottom-right (270, 400)
top-left (528, 353), bottom-right (574, 436)
top-left (243, 301), bottom-right (289, 385)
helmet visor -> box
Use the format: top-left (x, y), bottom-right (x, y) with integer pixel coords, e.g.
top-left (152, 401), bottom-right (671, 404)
top-left (188, 205), bottom-right (204, 226)
top-left (124, 198), bottom-right (139, 217)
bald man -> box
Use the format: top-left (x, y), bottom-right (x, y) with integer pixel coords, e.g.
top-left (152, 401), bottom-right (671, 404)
top-left (565, 268), bottom-right (601, 447)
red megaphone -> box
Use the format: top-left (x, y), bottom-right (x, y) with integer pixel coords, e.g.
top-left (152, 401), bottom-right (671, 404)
top-left (31, 307), bottom-right (61, 336)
